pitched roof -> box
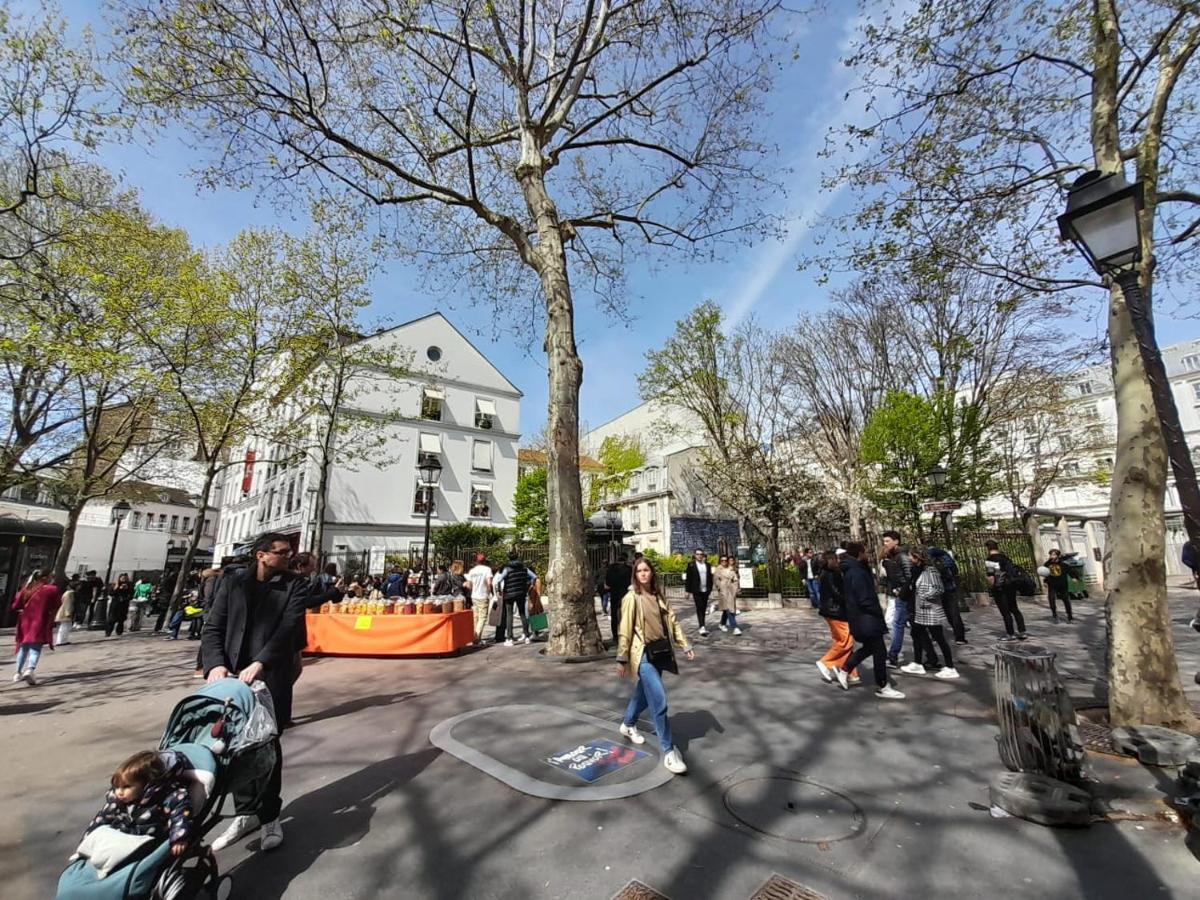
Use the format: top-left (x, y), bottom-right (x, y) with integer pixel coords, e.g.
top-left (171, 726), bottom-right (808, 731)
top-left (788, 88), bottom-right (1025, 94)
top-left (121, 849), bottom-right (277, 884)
top-left (108, 481), bottom-right (199, 508)
top-left (518, 448), bottom-right (604, 471)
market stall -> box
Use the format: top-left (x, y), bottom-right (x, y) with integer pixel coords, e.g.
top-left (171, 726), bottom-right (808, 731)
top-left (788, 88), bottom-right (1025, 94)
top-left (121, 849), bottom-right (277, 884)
top-left (304, 603), bottom-right (475, 657)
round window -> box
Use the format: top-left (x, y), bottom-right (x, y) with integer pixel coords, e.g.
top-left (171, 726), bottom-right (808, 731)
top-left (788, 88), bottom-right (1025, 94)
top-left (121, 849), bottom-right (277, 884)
top-left (426, 346), bottom-right (442, 362)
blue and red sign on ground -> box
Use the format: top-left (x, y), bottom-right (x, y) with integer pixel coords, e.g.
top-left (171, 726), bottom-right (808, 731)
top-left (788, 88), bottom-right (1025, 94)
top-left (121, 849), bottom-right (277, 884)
top-left (544, 739), bottom-right (650, 783)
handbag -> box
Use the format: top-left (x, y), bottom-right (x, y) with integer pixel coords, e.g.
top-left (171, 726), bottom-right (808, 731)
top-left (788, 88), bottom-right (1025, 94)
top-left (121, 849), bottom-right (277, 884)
top-left (642, 596), bottom-right (678, 675)
top-left (487, 599), bottom-right (501, 627)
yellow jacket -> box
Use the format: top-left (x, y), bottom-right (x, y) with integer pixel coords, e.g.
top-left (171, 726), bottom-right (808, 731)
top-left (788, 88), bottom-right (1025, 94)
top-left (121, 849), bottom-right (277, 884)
top-left (616, 588), bottom-right (690, 678)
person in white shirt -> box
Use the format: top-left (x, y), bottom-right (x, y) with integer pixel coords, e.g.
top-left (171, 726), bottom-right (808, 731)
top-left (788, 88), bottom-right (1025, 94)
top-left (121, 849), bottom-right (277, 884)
top-left (684, 548), bottom-right (714, 636)
top-left (466, 553), bottom-right (494, 645)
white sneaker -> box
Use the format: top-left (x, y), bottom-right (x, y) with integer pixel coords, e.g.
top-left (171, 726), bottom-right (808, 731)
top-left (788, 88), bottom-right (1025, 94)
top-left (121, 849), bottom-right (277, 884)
top-left (719, 624), bottom-right (729, 633)
top-left (211, 814), bottom-right (260, 851)
top-left (935, 667), bottom-right (961, 679)
top-left (520, 635), bottom-right (532, 644)
top-left (848, 674), bottom-right (862, 685)
top-left (900, 662), bottom-right (926, 675)
top-left (663, 749), bottom-right (688, 774)
top-left (876, 685), bottom-right (906, 700)
top-left (834, 667), bottom-right (849, 691)
top-left (22, 671), bottom-right (36, 685)
top-left (259, 818), bottom-right (283, 851)
top-left (815, 661), bottom-right (834, 683)
top-left (698, 627), bottom-right (709, 637)
top-left (11, 670), bottom-right (22, 683)
top-left (619, 723), bottom-right (646, 745)
top-left (732, 628), bottom-right (743, 636)
top-left (503, 640), bottom-right (514, 647)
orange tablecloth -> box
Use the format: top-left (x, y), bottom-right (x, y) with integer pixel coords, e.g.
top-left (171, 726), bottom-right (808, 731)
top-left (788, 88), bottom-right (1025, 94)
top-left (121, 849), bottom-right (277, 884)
top-left (304, 610), bottom-right (475, 656)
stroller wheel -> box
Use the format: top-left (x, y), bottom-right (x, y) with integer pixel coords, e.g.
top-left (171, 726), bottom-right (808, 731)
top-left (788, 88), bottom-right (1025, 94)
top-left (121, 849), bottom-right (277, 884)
top-left (152, 850), bottom-right (222, 900)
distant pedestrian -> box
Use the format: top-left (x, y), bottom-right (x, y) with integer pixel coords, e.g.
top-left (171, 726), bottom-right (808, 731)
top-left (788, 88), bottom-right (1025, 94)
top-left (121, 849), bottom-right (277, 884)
top-left (1184, 538), bottom-right (1200, 590)
top-left (11, 571), bottom-right (64, 685)
top-left (615, 556), bottom-right (695, 775)
top-left (467, 554), bottom-right (494, 644)
top-left (802, 548), bottom-right (822, 609)
top-left (129, 578), bottom-right (154, 631)
top-left (986, 540), bottom-right (1027, 642)
top-left (714, 555), bottom-right (742, 635)
top-left (835, 542), bottom-right (904, 700)
top-left (105, 574), bottom-right (134, 637)
top-left (74, 570), bottom-right (100, 627)
top-left (684, 548), bottom-right (714, 636)
top-left (902, 548), bottom-right (959, 679)
top-left (55, 578), bottom-right (78, 646)
top-left (880, 530), bottom-right (913, 668)
top-left (815, 551), bottom-right (858, 685)
top-left (494, 551), bottom-right (534, 646)
top-left (928, 546), bottom-right (967, 644)
top-left (604, 553), bottom-right (633, 642)
top-left (1042, 548), bottom-right (1073, 624)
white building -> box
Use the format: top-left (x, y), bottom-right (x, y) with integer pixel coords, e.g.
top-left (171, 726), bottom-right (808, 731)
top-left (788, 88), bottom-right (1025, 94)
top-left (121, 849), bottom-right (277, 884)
top-left (212, 312), bottom-right (522, 563)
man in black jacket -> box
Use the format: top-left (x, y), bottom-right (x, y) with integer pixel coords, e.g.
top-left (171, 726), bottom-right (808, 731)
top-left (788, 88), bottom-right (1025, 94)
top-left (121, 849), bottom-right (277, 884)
top-left (604, 553), bottom-right (634, 642)
top-left (880, 530), bottom-right (913, 667)
top-left (204, 532), bottom-right (309, 853)
top-left (836, 542), bottom-right (904, 700)
top-left (494, 550), bottom-right (534, 645)
top-left (684, 548), bottom-right (714, 636)
top-left (986, 540), bottom-right (1027, 642)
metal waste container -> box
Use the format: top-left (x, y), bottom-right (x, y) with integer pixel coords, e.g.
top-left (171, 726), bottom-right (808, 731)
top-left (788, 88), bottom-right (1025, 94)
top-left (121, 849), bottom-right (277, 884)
top-left (1062, 552), bottom-right (1089, 600)
top-left (993, 643), bottom-right (1084, 784)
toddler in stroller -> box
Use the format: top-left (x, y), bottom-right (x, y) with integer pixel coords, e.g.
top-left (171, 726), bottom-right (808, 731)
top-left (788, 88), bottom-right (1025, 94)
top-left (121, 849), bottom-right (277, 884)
top-left (57, 678), bottom-right (278, 900)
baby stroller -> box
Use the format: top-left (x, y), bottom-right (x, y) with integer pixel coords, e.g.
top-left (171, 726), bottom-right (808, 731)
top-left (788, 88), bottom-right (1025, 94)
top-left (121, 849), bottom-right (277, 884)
top-left (57, 679), bottom-right (279, 900)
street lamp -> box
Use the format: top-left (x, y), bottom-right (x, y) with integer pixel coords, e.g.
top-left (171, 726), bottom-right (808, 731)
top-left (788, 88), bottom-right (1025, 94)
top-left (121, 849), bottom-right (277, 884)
top-left (418, 458), bottom-right (443, 596)
top-left (96, 500), bottom-right (132, 628)
top-left (1058, 169), bottom-right (1200, 543)
top-left (924, 464), bottom-right (952, 544)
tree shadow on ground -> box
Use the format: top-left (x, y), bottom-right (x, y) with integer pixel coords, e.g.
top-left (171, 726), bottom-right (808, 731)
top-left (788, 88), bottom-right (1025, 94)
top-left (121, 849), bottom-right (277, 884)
top-left (290, 692), bottom-right (419, 728)
top-left (228, 746), bottom-right (442, 900)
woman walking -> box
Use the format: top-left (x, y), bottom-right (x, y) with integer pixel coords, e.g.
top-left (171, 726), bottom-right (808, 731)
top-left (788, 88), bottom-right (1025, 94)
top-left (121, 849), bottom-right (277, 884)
top-left (901, 548), bottom-right (960, 679)
top-left (835, 542), bottom-right (904, 700)
top-left (815, 550), bottom-right (859, 685)
top-left (714, 555), bottom-right (742, 636)
top-left (54, 578), bottom-right (77, 646)
top-left (105, 574), bottom-right (134, 637)
top-left (12, 571), bottom-right (63, 685)
top-left (616, 557), bottom-right (695, 774)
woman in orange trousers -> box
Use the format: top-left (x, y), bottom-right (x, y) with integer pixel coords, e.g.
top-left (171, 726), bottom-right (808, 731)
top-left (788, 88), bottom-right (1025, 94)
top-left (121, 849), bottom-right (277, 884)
top-left (815, 550), bottom-right (859, 684)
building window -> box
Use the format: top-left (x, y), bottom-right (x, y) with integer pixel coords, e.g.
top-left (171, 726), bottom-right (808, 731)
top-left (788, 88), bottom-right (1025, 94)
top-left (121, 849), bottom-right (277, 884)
top-left (470, 484), bottom-right (492, 518)
top-left (1077, 381), bottom-right (1093, 396)
top-left (413, 483), bottom-right (437, 516)
top-left (130, 511), bottom-right (142, 529)
top-left (170, 514), bottom-right (179, 532)
top-left (203, 518), bottom-right (212, 536)
top-left (646, 468), bottom-right (657, 491)
top-left (1192, 381), bottom-right (1200, 403)
top-left (1182, 353), bottom-right (1200, 372)
top-left (286, 479), bottom-right (295, 513)
top-left (1080, 403), bottom-right (1100, 423)
top-left (1062, 461), bottom-right (1081, 477)
top-left (475, 397), bottom-right (496, 430)
top-left (426, 345), bottom-right (442, 362)
top-left (183, 516), bottom-right (191, 534)
top-left (418, 432), bottom-right (442, 468)
top-left (630, 505), bottom-right (641, 530)
top-left (158, 514), bottom-right (167, 530)
top-left (648, 501), bottom-right (658, 527)
top-left (472, 439), bottom-right (493, 472)
top-left (421, 386), bottom-right (444, 421)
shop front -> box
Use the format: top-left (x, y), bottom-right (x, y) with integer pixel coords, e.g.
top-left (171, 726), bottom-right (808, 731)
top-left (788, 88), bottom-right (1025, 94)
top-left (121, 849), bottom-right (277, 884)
top-left (0, 518), bottom-right (64, 628)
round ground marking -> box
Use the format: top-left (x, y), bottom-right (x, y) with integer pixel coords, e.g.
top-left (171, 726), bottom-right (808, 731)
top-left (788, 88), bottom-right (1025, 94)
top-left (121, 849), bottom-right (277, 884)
top-left (722, 776), bottom-right (865, 843)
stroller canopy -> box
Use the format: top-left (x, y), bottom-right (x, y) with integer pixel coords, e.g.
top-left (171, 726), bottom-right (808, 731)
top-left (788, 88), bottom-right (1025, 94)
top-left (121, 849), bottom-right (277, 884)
top-left (160, 679), bottom-right (277, 757)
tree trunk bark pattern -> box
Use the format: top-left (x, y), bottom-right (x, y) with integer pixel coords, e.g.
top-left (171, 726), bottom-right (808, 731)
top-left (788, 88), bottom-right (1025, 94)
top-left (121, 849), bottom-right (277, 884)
top-left (169, 467), bottom-right (218, 616)
top-left (1103, 284), bottom-right (1190, 726)
top-left (53, 504), bottom-right (85, 581)
top-left (517, 163), bottom-right (603, 657)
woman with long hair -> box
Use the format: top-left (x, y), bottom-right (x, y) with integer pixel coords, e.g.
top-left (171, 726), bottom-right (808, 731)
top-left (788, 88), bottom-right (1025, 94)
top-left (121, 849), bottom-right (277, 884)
top-left (815, 550), bottom-right (859, 686)
top-left (105, 574), bottom-right (134, 637)
top-left (12, 570), bottom-right (63, 685)
top-left (714, 554), bottom-right (742, 635)
top-left (616, 557), bottom-right (695, 774)
top-left (903, 548), bottom-right (960, 679)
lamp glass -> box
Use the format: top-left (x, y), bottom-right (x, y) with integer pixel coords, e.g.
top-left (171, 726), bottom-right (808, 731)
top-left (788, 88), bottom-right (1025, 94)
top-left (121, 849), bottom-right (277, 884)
top-left (111, 500), bottom-right (132, 522)
top-left (1068, 197), bottom-right (1140, 271)
top-left (419, 460), bottom-right (443, 486)
top-left (925, 464), bottom-right (947, 488)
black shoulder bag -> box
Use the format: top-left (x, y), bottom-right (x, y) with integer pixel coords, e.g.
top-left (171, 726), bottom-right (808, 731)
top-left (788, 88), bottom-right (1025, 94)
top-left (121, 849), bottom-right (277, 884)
top-left (642, 595), bottom-right (679, 675)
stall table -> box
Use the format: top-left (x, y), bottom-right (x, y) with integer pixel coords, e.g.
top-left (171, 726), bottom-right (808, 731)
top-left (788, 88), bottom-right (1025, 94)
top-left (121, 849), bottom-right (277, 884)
top-left (304, 610), bottom-right (475, 657)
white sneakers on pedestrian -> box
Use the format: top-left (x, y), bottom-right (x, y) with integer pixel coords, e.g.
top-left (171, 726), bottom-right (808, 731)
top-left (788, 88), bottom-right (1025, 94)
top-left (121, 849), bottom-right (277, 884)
top-left (619, 723), bottom-right (646, 745)
top-left (719, 624), bottom-right (729, 633)
top-left (900, 662), bottom-right (927, 675)
top-left (876, 685), bottom-right (906, 700)
top-left (211, 815), bottom-right (259, 851)
top-left (732, 628), bottom-right (743, 636)
top-left (834, 667), bottom-right (849, 690)
top-left (503, 639), bottom-right (514, 647)
top-left (935, 667), bottom-right (960, 679)
top-left (23, 671), bottom-right (36, 685)
top-left (11, 670), bottom-right (22, 683)
top-left (816, 661), bottom-right (834, 683)
top-left (663, 749), bottom-right (688, 774)
top-left (260, 819), bottom-right (283, 851)
top-left (519, 635), bottom-right (532, 645)
top-left (698, 627), bottom-right (709, 637)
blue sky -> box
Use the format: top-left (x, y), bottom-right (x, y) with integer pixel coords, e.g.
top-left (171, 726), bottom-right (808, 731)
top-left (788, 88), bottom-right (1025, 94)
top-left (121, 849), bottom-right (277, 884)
top-left (42, 1), bottom-right (1200, 440)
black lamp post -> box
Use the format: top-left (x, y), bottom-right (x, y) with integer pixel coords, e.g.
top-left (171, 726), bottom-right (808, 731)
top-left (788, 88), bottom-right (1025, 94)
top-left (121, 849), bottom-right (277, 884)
top-left (924, 464), bottom-right (952, 543)
top-left (95, 500), bottom-right (132, 628)
top-left (418, 458), bottom-right (443, 596)
top-left (1057, 169), bottom-right (1200, 543)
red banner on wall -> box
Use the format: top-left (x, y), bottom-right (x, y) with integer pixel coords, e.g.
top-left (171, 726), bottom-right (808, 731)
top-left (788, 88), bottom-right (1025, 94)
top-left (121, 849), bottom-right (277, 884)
top-left (241, 450), bottom-right (256, 495)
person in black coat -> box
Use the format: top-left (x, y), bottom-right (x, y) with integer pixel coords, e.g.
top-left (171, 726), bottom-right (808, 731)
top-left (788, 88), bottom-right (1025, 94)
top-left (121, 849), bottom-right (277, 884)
top-left (604, 554), bottom-right (633, 642)
top-left (684, 548), bottom-right (714, 636)
top-left (835, 542), bottom-right (904, 700)
top-left (815, 550), bottom-right (858, 685)
top-left (203, 532), bottom-right (308, 854)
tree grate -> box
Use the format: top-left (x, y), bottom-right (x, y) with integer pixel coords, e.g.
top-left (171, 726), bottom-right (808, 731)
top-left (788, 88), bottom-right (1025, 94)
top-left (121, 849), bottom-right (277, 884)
top-left (749, 874), bottom-right (829, 900)
top-left (610, 880), bottom-right (670, 900)
top-left (1079, 721), bottom-right (1117, 755)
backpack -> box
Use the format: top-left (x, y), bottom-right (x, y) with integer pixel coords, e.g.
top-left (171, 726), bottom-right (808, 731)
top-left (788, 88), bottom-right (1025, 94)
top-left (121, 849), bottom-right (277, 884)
top-left (1009, 562), bottom-right (1037, 597)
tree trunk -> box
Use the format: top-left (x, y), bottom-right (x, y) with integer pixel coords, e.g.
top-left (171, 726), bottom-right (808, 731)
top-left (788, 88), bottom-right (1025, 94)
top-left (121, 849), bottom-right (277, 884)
top-left (767, 520), bottom-right (782, 593)
top-left (53, 503), bottom-right (85, 581)
top-left (1022, 512), bottom-right (1044, 566)
top-left (169, 465), bottom-right (218, 616)
top-left (1104, 282), bottom-right (1191, 726)
top-left (518, 167), bottom-right (603, 657)
top-left (311, 416), bottom-right (336, 560)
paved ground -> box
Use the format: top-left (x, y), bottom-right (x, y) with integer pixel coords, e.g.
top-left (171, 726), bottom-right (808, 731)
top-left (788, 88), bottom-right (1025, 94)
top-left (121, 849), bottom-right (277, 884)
top-left (4, 583), bottom-right (1200, 899)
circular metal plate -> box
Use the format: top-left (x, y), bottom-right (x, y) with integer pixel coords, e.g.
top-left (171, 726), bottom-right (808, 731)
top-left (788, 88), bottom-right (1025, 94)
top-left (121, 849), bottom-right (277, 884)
top-left (722, 776), bottom-right (865, 843)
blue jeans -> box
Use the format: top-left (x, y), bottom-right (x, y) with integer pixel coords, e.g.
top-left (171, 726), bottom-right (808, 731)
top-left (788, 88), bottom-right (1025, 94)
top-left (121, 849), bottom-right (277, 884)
top-left (723, 611), bottom-right (739, 629)
top-left (807, 578), bottom-right (821, 608)
top-left (16, 642), bottom-right (42, 672)
top-left (601, 591), bottom-right (610, 615)
top-left (624, 658), bottom-right (673, 752)
top-left (889, 597), bottom-right (909, 661)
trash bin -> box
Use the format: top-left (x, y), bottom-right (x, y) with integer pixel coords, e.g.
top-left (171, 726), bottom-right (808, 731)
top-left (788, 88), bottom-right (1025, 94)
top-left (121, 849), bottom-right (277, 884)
top-left (993, 643), bottom-right (1084, 784)
top-left (1062, 552), bottom-right (1089, 600)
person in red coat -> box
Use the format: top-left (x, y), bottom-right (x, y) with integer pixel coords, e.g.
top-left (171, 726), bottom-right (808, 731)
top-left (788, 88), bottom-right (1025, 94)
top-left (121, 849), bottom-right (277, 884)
top-left (12, 570), bottom-right (63, 685)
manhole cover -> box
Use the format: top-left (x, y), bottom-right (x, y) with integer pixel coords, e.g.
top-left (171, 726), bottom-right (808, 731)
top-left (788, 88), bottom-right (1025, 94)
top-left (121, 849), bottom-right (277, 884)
top-left (722, 776), bottom-right (865, 843)
top-left (1080, 722), bottom-right (1116, 754)
top-left (611, 880), bottom-right (669, 900)
top-left (750, 874), bottom-right (828, 900)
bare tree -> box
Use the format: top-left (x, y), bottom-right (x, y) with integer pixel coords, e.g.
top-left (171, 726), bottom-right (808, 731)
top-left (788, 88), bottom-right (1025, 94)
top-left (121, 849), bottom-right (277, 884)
top-left (119, 0), bottom-right (789, 655)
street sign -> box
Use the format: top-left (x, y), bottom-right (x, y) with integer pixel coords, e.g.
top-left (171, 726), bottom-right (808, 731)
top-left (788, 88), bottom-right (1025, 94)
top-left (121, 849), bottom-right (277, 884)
top-left (368, 545), bottom-right (386, 575)
top-left (922, 500), bottom-right (963, 514)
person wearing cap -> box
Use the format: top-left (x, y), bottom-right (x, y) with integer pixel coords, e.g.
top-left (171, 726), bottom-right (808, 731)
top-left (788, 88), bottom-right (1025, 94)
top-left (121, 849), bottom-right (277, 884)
top-left (466, 553), bottom-right (493, 644)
